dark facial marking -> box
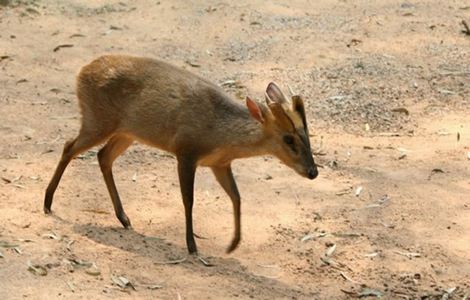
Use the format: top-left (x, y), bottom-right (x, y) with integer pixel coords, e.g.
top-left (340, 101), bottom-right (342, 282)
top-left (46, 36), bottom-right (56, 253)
top-left (296, 129), bottom-right (311, 149)
top-left (283, 135), bottom-right (294, 145)
top-left (283, 134), bottom-right (298, 154)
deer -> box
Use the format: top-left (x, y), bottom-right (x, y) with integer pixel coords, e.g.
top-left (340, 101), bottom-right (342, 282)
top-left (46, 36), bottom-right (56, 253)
top-left (43, 54), bottom-right (318, 255)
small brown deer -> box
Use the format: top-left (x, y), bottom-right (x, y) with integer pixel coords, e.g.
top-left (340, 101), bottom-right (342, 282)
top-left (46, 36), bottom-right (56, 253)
top-left (44, 55), bottom-right (318, 254)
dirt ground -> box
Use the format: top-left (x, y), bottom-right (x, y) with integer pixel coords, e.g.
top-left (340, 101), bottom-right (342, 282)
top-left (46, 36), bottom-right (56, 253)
top-left (1, 0), bottom-right (469, 299)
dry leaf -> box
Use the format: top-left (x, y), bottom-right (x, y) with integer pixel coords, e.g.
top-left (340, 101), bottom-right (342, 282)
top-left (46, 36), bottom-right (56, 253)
top-left (0, 241), bottom-right (19, 248)
top-left (444, 287), bottom-right (456, 297)
top-left (66, 240), bottom-right (75, 251)
top-left (68, 258), bottom-right (93, 268)
top-left (185, 60), bottom-right (201, 68)
top-left (17, 79), bottom-right (28, 84)
top-left (1, 175), bottom-right (23, 184)
top-left (17, 238), bottom-right (34, 243)
top-left (42, 232), bottom-right (61, 240)
top-left (319, 256), bottom-right (345, 270)
top-left (365, 195), bottom-right (391, 208)
top-left (109, 25), bottom-right (123, 30)
top-left (347, 38), bottom-right (362, 47)
top-left (145, 284), bottom-right (164, 290)
top-left (342, 287), bottom-right (383, 298)
top-left (341, 289), bottom-right (357, 296)
top-left (220, 79), bottom-right (237, 86)
top-left (27, 261), bottom-right (48, 276)
top-left (394, 250), bottom-right (421, 259)
top-left (355, 186), bottom-right (363, 197)
top-left (301, 232), bottom-right (326, 242)
top-left (359, 287), bottom-right (383, 297)
top-left (76, 150), bottom-right (97, 159)
top-left (325, 244), bottom-right (337, 257)
top-left (428, 168), bottom-right (445, 180)
top-left (257, 264), bottom-right (280, 269)
top-left (378, 132), bottom-right (401, 137)
top-left (320, 256), bottom-right (331, 265)
top-left (336, 186), bottom-right (352, 196)
top-left (436, 130), bottom-right (451, 136)
top-left (438, 89), bottom-right (456, 95)
top-left (333, 232), bottom-right (361, 238)
top-left (112, 275), bottom-right (136, 290)
top-left (197, 256), bottom-right (213, 267)
top-left (85, 263), bottom-right (101, 276)
top-left (1, 177), bottom-right (12, 183)
top-left (392, 107), bottom-right (410, 115)
top-left (111, 275), bottom-right (124, 287)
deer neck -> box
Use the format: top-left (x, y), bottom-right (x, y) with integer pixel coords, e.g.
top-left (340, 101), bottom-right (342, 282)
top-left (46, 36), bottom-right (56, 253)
top-left (227, 114), bottom-right (270, 159)
top-left (198, 108), bottom-right (272, 167)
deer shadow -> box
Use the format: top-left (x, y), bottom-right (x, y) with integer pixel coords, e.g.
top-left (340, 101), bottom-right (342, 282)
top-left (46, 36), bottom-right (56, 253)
top-left (72, 223), bottom-right (316, 299)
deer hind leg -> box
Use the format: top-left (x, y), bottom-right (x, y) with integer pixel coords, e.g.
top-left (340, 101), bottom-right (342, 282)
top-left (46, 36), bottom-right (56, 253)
top-left (97, 135), bottom-right (134, 228)
top-left (44, 127), bottom-right (112, 214)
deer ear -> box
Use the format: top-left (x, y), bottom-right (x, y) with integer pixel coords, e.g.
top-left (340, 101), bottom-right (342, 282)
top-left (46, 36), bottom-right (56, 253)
top-left (292, 95), bottom-right (307, 130)
top-left (266, 82), bottom-right (288, 104)
top-left (246, 96), bottom-right (265, 124)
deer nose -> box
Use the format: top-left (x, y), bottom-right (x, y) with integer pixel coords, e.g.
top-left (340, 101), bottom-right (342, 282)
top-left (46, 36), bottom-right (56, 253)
top-left (307, 167), bottom-right (318, 180)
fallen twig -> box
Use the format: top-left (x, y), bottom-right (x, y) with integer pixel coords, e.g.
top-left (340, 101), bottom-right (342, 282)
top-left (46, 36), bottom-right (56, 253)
top-left (336, 186), bottom-right (353, 196)
top-left (197, 256), bottom-right (213, 267)
top-left (428, 168), bottom-right (445, 180)
top-left (394, 250), bottom-right (421, 259)
top-left (154, 257), bottom-right (187, 265)
top-left (340, 271), bottom-right (362, 284)
top-left (193, 233), bottom-right (208, 240)
top-left (53, 44), bottom-right (74, 52)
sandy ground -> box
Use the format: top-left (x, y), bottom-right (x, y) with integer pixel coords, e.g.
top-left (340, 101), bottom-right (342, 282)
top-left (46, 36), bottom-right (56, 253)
top-left (1, 0), bottom-right (469, 299)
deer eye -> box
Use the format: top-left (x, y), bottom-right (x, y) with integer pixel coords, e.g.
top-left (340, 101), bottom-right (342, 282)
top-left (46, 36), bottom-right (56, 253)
top-left (283, 135), bottom-right (294, 145)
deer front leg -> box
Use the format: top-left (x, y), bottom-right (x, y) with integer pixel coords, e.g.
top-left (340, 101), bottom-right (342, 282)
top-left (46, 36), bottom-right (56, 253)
top-left (211, 165), bottom-right (241, 253)
top-left (177, 156), bottom-right (198, 254)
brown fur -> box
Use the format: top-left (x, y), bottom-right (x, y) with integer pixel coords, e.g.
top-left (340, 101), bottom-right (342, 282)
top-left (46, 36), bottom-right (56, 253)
top-left (43, 54), bottom-right (318, 255)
